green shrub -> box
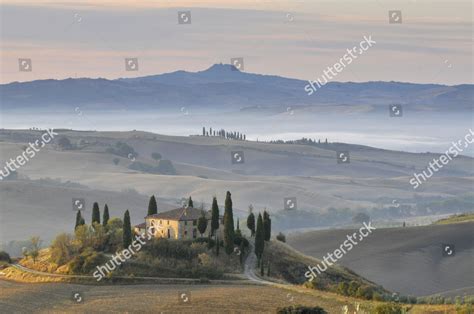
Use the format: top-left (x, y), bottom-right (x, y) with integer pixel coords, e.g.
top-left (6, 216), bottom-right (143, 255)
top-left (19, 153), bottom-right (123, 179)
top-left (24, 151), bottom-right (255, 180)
top-left (82, 251), bottom-right (108, 273)
top-left (50, 233), bottom-right (76, 265)
top-left (151, 152), bottom-right (162, 160)
top-left (143, 238), bottom-right (199, 259)
top-left (106, 142), bottom-right (137, 158)
top-left (373, 292), bottom-right (384, 301)
top-left (234, 234), bottom-right (249, 248)
top-left (0, 251), bottom-right (11, 263)
top-left (373, 303), bottom-right (403, 314)
top-left (156, 159), bottom-right (176, 175)
top-left (276, 232), bottom-right (286, 242)
top-left (57, 136), bottom-right (73, 150)
top-left (348, 281), bottom-right (360, 296)
top-left (356, 285), bottom-right (374, 300)
top-left (69, 249), bottom-right (107, 274)
top-left (194, 237), bottom-right (215, 248)
top-left (304, 277), bottom-right (324, 290)
top-left (276, 305), bottom-right (327, 314)
top-left (337, 282), bottom-right (349, 295)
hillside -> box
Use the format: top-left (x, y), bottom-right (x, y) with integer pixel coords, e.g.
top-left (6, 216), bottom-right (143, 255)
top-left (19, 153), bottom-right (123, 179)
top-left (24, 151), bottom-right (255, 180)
top-left (1, 237), bottom-right (468, 313)
top-left (434, 213), bottom-right (474, 225)
top-left (1, 129), bottom-right (473, 247)
top-left (287, 222), bottom-right (474, 297)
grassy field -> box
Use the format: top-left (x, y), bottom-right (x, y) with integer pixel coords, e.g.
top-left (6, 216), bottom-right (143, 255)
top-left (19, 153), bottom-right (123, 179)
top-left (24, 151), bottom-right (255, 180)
top-left (0, 239), bottom-right (469, 313)
top-left (434, 213), bottom-right (474, 225)
top-left (0, 278), bottom-right (467, 313)
top-left (287, 223), bottom-right (474, 297)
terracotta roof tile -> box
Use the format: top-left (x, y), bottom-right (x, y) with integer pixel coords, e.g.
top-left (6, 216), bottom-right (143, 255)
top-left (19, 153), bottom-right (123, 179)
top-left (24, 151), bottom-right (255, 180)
top-left (146, 207), bottom-right (212, 221)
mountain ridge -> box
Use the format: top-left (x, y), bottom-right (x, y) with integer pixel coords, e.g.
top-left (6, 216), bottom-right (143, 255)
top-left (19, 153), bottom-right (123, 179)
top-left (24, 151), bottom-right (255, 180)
top-left (1, 64), bottom-right (472, 111)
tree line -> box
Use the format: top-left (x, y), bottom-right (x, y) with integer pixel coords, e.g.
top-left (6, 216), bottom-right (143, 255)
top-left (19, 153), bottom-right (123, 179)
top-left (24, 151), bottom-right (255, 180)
top-left (246, 206), bottom-right (271, 267)
top-left (202, 127), bottom-right (246, 141)
top-left (74, 202), bottom-right (132, 250)
top-left (269, 137), bottom-right (329, 145)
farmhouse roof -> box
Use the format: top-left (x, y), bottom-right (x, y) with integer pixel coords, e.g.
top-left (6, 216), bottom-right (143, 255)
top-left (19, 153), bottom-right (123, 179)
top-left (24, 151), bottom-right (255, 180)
top-left (134, 222), bottom-right (146, 229)
top-left (145, 207), bottom-right (216, 221)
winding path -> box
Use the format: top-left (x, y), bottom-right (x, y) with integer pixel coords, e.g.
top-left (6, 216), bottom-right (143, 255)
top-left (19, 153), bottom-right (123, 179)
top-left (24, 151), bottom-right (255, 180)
top-left (244, 242), bottom-right (275, 285)
top-left (7, 263), bottom-right (255, 285)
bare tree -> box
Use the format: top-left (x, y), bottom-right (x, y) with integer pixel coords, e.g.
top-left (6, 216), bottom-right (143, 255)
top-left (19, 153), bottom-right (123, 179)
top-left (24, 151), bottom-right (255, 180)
top-left (29, 236), bottom-right (42, 263)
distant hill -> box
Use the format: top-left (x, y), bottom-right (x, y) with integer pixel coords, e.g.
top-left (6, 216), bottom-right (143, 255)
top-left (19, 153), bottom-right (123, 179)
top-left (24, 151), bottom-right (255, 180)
top-left (1, 64), bottom-right (472, 111)
top-left (1, 129), bottom-right (473, 247)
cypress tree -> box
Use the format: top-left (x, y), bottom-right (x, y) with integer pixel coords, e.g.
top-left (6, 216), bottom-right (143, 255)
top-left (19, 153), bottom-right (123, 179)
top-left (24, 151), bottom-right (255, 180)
top-left (211, 197), bottom-right (220, 236)
top-left (103, 204), bottom-right (110, 226)
top-left (147, 195), bottom-right (158, 216)
top-left (216, 236), bottom-right (220, 256)
top-left (187, 196), bottom-right (194, 208)
top-left (236, 218), bottom-right (240, 230)
top-left (260, 260), bottom-right (264, 276)
top-left (223, 191), bottom-right (235, 255)
top-left (267, 262), bottom-right (271, 276)
top-left (197, 212), bottom-right (208, 236)
top-left (75, 210), bottom-right (83, 229)
top-left (123, 210), bottom-right (132, 248)
top-left (92, 202), bottom-right (100, 225)
top-left (247, 212), bottom-right (255, 237)
top-left (263, 210), bottom-right (271, 241)
top-left (255, 213), bottom-right (265, 261)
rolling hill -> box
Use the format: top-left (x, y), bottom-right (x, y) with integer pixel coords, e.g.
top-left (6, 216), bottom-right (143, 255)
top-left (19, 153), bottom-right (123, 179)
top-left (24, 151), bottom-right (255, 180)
top-left (287, 223), bottom-right (474, 297)
top-left (1, 129), bottom-right (472, 247)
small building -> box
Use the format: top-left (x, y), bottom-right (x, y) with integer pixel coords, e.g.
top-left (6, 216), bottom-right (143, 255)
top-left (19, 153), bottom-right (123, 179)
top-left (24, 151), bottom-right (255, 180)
top-left (135, 207), bottom-right (224, 240)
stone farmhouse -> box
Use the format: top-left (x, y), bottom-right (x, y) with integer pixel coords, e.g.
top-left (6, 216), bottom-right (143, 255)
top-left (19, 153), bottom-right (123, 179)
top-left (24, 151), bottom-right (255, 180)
top-left (134, 206), bottom-right (224, 240)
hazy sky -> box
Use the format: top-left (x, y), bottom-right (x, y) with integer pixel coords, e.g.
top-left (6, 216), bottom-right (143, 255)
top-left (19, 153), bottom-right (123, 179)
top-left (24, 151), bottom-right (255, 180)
top-left (1, 0), bottom-right (472, 84)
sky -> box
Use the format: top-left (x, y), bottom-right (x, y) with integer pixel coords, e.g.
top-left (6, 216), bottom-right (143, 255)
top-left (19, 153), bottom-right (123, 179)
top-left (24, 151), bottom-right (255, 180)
top-left (1, 0), bottom-right (472, 85)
